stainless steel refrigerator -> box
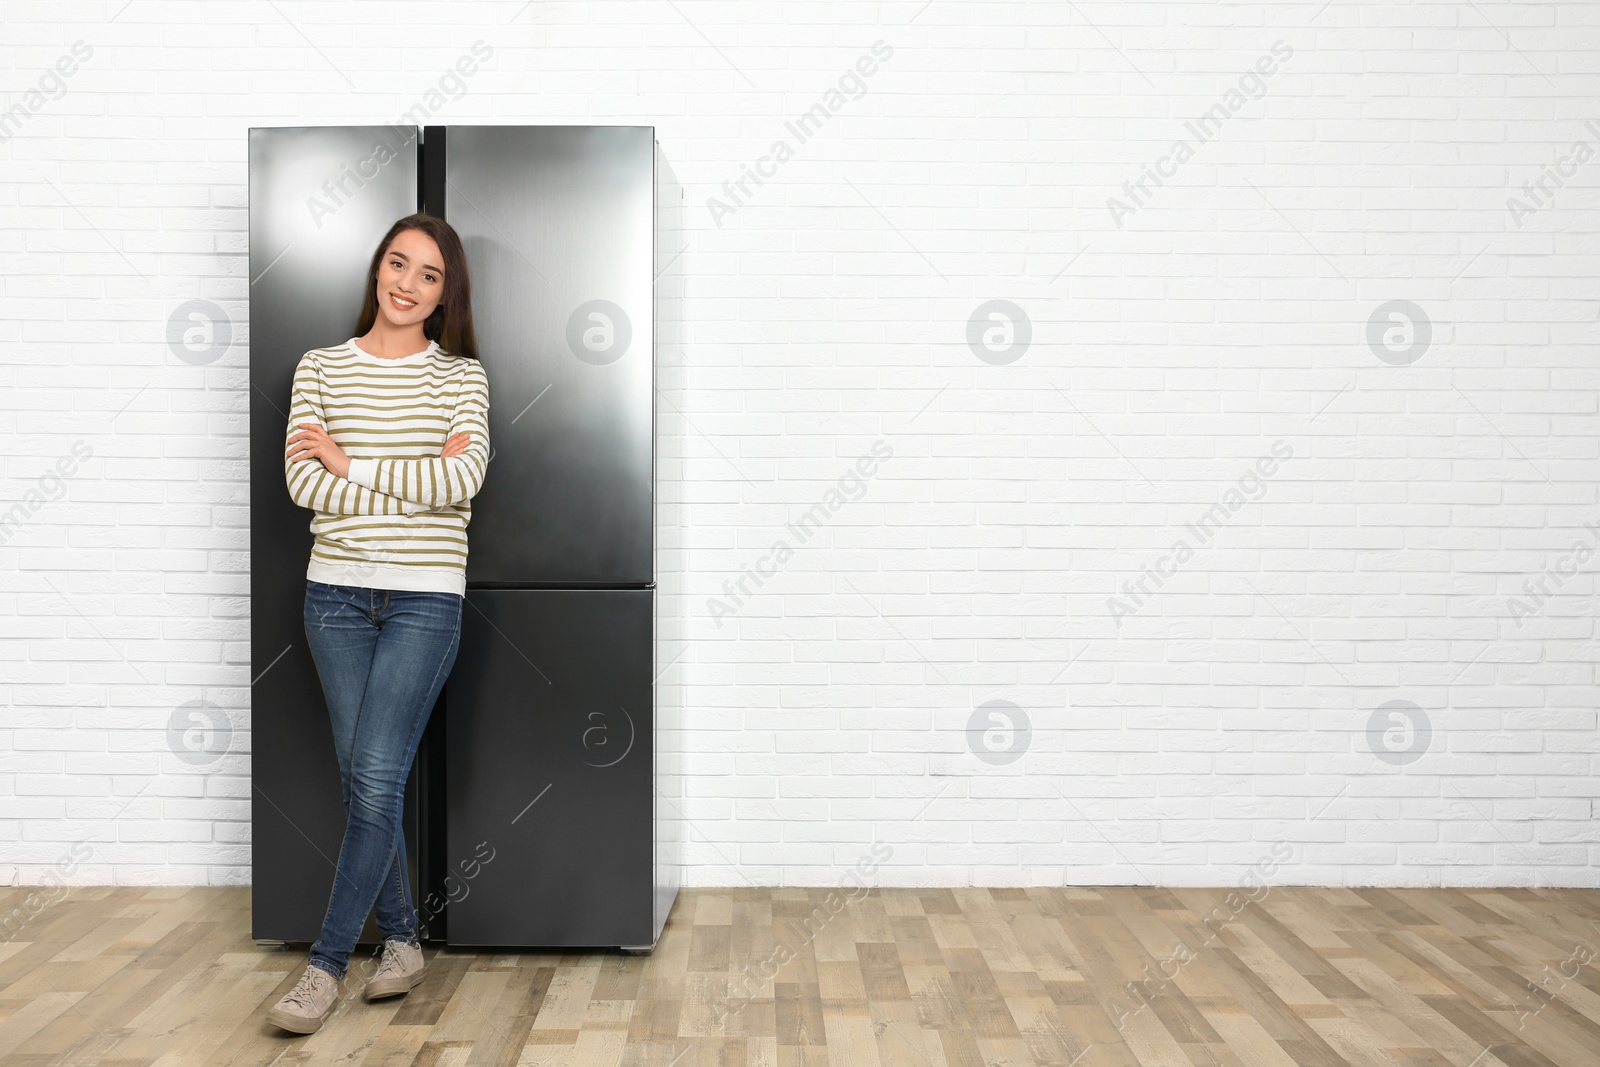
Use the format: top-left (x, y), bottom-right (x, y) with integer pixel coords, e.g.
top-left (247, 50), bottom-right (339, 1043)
top-left (249, 124), bottom-right (685, 952)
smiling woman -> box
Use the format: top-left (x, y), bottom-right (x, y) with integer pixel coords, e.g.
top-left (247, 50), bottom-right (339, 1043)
top-left (281, 218), bottom-right (490, 595)
top-left (270, 212), bottom-right (490, 1036)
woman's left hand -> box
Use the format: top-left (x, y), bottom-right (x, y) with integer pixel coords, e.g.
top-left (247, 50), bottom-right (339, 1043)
top-left (287, 422), bottom-right (351, 480)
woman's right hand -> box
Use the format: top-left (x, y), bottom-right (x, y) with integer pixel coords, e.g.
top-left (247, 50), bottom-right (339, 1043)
top-left (440, 432), bottom-right (471, 459)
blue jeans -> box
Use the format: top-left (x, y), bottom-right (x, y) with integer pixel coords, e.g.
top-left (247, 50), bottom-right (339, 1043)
top-left (301, 580), bottom-right (461, 981)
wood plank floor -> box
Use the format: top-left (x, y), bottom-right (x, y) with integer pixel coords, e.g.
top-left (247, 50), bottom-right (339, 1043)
top-left (2, 885), bottom-right (1598, 1065)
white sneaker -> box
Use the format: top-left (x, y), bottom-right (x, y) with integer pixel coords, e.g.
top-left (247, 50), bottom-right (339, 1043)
top-left (266, 963), bottom-right (341, 1034)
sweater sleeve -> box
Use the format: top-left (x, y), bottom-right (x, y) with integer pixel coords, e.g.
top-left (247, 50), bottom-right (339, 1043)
top-left (284, 352), bottom-right (435, 517)
top-left (345, 360), bottom-right (490, 508)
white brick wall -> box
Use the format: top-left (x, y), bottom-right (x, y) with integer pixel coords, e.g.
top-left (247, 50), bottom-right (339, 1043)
top-left (2, 0), bottom-right (1597, 893)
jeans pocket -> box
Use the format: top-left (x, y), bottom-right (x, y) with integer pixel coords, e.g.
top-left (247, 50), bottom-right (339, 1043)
top-left (305, 580), bottom-right (353, 621)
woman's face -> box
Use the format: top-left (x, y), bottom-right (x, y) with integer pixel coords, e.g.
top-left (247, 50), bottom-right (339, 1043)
top-left (373, 228), bottom-right (446, 328)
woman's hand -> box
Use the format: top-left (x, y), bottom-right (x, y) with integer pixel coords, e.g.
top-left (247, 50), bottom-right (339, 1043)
top-left (286, 422), bottom-right (351, 479)
top-left (440, 431), bottom-right (472, 458)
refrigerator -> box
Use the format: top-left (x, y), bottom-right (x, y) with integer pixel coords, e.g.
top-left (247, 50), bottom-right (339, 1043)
top-left (248, 124), bottom-right (686, 952)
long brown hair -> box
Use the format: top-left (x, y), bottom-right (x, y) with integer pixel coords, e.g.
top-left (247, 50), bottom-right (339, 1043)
top-left (353, 213), bottom-right (478, 361)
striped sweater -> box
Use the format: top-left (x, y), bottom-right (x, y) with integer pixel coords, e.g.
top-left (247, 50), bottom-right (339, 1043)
top-left (284, 337), bottom-right (491, 596)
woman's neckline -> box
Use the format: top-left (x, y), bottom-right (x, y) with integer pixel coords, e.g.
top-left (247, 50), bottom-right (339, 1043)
top-left (349, 336), bottom-right (438, 362)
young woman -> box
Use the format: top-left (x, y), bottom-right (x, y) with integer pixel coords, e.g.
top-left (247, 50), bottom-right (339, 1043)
top-left (268, 213), bottom-right (490, 1035)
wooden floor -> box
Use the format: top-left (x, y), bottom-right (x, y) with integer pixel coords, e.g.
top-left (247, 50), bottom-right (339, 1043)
top-left (2, 884), bottom-right (1599, 1066)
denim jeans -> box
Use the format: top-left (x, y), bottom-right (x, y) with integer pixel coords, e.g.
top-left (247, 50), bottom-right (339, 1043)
top-left (301, 579), bottom-right (462, 981)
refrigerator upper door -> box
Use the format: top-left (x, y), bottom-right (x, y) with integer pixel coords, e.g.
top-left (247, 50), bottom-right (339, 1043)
top-left (249, 125), bottom-right (426, 942)
top-left (437, 125), bottom-right (655, 587)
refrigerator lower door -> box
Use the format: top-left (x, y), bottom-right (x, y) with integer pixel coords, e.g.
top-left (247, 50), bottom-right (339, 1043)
top-left (444, 588), bottom-right (658, 948)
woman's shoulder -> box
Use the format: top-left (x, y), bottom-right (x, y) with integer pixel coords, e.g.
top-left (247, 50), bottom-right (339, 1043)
top-left (433, 348), bottom-right (488, 386)
top-left (296, 339), bottom-right (359, 367)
